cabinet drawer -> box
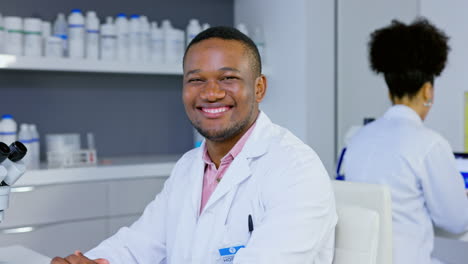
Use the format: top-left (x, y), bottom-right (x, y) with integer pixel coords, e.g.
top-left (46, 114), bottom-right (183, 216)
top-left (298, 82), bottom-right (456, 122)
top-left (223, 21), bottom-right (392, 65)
top-left (0, 218), bottom-right (108, 258)
top-left (108, 177), bottom-right (167, 216)
top-left (1, 182), bottom-right (107, 228)
top-left (108, 214), bottom-right (141, 237)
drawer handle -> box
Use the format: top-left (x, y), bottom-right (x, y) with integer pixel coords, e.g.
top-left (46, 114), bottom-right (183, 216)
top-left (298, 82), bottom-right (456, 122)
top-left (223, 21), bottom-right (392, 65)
top-left (10, 186), bottom-right (35, 193)
top-left (1, 226), bottom-right (35, 234)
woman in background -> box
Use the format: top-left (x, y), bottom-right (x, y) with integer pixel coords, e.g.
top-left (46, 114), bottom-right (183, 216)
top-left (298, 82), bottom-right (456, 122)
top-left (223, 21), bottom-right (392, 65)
top-left (344, 18), bottom-right (468, 264)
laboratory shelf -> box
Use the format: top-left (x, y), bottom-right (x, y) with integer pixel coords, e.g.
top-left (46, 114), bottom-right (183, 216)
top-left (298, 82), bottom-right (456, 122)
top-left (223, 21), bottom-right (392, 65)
top-left (0, 55), bottom-right (183, 75)
top-left (0, 54), bottom-right (271, 76)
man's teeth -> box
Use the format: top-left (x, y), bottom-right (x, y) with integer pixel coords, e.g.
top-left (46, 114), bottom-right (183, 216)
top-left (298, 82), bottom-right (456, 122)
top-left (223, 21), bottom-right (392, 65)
top-left (203, 107), bottom-right (229, 114)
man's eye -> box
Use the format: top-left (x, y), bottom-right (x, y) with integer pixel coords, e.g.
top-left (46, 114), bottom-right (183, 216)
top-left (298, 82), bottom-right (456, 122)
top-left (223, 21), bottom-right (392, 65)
top-left (188, 79), bottom-right (203, 83)
top-left (222, 76), bottom-right (238, 81)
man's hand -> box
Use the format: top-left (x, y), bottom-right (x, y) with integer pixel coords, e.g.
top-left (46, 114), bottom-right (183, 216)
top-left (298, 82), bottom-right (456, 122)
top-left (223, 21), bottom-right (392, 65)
top-left (51, 250), bottom-right (109, 264)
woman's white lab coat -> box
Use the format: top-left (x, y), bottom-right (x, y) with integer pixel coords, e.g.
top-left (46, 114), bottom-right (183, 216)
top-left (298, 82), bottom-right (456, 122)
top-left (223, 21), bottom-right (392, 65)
top-left (86, 112), bottom-right (337, 264)
top-left (344, 105), bottom-right (468, 264)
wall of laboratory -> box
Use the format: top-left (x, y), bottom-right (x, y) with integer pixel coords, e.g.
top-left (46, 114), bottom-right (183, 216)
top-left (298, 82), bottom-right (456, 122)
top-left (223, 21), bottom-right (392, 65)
top-left (234, 0), bottom-right (336, 174)
top-left (0, 0), bottom-right (234, 158)
top-left (419, 0), bottom-right (467, 152)
top-left (336, 0), bottom-right (419, 153)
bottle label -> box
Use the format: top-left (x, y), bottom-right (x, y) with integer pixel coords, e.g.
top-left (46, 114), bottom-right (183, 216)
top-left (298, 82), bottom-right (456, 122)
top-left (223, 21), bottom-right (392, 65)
top-left (0, 132), bottom-right (16, 135)
top-left (69, 24), bottom-right (85, 28)
top-left (7, 29), bottom-right (23, 34)
top-left (24, 31), bottom-right (42, 35)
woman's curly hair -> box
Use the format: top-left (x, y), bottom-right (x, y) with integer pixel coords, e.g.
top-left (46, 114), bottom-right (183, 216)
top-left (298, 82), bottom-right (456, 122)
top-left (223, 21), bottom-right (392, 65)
top-left (368, 18), bottom-right (450, 99)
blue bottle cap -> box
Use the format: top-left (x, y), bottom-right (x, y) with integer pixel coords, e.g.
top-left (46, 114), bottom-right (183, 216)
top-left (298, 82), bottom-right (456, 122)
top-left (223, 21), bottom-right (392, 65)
top-left (2, 114), bottom-right (13, 119)
top-left (131, 14), bottom-right (140, 19)
top-left (71, 9), bottom-right (82, 13)
top-left (117, 13), bottom-right (127, 18)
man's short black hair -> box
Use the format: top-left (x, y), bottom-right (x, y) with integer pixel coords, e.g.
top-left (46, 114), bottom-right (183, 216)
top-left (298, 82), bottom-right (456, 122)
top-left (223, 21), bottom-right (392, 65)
top-left (183, 26), bottom-right (262, 77)
top-left (368, 18), bottom-right (449, 99)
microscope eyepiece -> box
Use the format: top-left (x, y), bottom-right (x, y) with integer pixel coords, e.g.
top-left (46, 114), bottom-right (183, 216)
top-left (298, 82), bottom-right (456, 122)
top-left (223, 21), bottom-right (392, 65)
top-left (8, 141), bottom-right (27, 162)
top-left (0, 142), bottom-right (10, 164)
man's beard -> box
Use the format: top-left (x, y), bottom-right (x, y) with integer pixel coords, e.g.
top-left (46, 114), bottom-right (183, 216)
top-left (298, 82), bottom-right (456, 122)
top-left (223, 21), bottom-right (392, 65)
top-left (193, 116), bottom-right (252, 142)
top-left (192, 107), bottom-right (255, 142)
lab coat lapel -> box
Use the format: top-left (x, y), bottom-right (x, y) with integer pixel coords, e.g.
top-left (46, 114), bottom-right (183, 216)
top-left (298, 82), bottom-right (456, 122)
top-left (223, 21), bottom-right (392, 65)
top-left (202, 155), bottom-right (252, 213)
top-left (202, 112), bottom-right (272, 212)
top-left (190, 145), bottom-right (207, 218)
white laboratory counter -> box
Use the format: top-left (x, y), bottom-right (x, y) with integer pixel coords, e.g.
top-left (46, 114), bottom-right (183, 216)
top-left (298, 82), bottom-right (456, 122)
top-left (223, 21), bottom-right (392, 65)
top-left (14, 155), bottom-right (180, 187)
top-left (0, 245), bottom-right (51, 264)
top-left (0, 155), bottom-right (181, 258)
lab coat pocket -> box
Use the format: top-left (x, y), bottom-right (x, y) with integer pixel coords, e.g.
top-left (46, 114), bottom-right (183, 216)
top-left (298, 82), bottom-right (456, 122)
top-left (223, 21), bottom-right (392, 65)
top-left (222, 197), bottom-right (263, 247)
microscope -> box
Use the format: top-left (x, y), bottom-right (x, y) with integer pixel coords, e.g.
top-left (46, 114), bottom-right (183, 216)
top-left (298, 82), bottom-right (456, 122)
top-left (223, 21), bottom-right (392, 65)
top-left (0, 141), bottom-right (27, 222)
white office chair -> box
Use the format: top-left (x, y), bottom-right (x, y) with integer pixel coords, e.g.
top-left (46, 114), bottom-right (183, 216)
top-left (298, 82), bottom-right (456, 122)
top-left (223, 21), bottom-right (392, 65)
top-left (332, 180), bottom-right (393, 264)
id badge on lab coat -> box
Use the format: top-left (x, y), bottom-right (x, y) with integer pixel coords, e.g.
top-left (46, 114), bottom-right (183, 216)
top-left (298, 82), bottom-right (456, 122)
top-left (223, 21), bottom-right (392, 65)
top-left (217, 245), bottom-right (244, 263)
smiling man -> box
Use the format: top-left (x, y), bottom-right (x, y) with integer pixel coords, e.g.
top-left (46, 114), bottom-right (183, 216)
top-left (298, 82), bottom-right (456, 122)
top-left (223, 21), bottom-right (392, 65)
top-left (51, 26), bottom-right (337, 264)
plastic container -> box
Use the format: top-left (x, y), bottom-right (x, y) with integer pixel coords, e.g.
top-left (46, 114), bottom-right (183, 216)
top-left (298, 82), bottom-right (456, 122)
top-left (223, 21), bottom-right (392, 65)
top-left (53, 13), bottom-right (67, 56)
top-left (4, 16), bottom-right (23, 55)
top-left (29, 124), bottom-right (40, 169)
top-left (162, 20), bottom-right (178, 64)
top-left (45, 36), bottom-right (64, 57)
top-left (46, 133), bottom-right (80, 153)
top-left (252, 27), bottom-right (265, 63)
top-left (46, 133), bottom-right (96, 168)
top-left (186, 19), bottom-right (201, 47)
top-left (236, 23), bottom-right (249, 36)
top-left (100, 22), bottom-right (116, 61)
top-left (24, 18), bottom-right (42, 57)
top-left (18, 124), bottom-right (32, 169)
top-left (202, 23), bottom-right (210, 31)
top-left (150, 22), bottom-right (163, 63)
top-left (0, 14), bottom-right (5, 53)
top-left (68, 9), bottom-right (85, 58)
top-left (0, 115), bottom-right (17, 146)
top-left (176, 29), bottom-right (185, 64)
top-left (140, 16), bottom-right (150, 61)
top-left (85, 11), bottom-right (99, 60)
top-left (41, 21), bottom-right (51, 56)
top-left (129, 14), bottom-right (141, 61)
top-left (115, 13), bottom-right (129, 61)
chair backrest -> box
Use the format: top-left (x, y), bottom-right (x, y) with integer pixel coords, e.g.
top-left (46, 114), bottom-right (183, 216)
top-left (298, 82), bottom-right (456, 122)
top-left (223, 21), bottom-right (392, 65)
top-left (332, 180), bottom-right (393, 264)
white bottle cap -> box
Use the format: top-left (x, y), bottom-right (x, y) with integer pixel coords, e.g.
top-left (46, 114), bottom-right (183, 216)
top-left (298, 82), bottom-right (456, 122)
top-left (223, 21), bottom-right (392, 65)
top-left (161, 19), bottom-right (172, 29)
top-left (24, 18), bottom-right (42, 33)
top-left (236, 23), bottom-right (249, 36)
top-left (189, 19), bottom-right (199, 25)
top-left (86, 11), bottom-right (97, 18)
top-left (202, 23), bottom-right (210, 31)
top-left (4, 16), bottom-right (23, 30)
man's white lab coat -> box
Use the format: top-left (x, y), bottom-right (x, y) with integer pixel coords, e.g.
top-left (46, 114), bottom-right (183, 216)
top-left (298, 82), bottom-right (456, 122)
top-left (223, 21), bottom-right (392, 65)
top-left (86, 112), bottom-right (337, 264)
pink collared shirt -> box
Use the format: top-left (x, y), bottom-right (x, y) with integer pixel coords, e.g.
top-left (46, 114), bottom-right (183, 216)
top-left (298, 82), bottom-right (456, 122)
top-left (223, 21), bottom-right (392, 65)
top-left (200, 123), bottom-right (256, 213)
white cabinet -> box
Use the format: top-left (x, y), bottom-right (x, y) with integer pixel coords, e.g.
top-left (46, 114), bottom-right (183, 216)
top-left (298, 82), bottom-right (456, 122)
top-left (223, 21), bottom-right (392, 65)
top-left (0, 218), bottom-right (108, 258)
top-left (1, 182), bottom-right (107, 228)
top-left (0, 176), bottom-right (168, 257)
top-left (108, 178), bottom-right (166, 216)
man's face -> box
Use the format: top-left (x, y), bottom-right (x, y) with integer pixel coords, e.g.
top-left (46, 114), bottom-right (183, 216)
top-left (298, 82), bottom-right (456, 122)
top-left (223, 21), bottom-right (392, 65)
top-left (183, 38), bottom-right (265, 142)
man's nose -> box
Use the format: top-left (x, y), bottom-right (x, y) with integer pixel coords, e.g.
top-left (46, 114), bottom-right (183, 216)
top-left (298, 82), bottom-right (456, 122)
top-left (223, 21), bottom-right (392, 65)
top-left (200, 80), bottom-right (226, 101)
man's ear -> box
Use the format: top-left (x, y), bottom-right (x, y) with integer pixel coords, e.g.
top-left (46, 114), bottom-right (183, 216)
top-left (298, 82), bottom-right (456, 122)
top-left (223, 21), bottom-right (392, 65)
top-left (255, 75), bottom-right (267, 103)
